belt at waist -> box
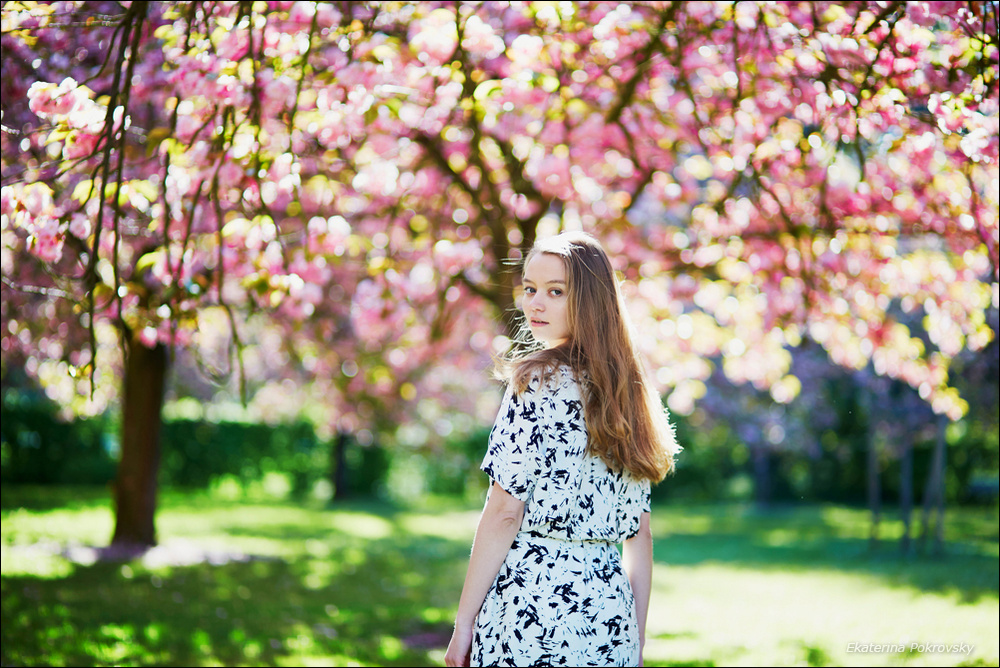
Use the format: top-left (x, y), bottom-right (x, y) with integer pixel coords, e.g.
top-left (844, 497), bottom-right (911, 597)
top-left (517, 530), bottom-right (617, 549)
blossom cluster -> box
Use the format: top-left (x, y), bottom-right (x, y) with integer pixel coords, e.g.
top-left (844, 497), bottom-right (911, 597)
top-left (1, 0), bottom-right (996, 426)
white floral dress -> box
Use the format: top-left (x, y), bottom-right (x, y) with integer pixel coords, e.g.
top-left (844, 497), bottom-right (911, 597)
top-left (472, 365), bottom-right (651, 667)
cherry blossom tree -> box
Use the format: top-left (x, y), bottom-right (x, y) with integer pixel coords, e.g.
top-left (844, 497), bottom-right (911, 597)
top-left (2, 0), bottom-right (996, 547)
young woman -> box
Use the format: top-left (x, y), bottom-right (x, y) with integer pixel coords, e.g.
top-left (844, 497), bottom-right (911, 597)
top-left (445, 232), bottom-right (679, 667)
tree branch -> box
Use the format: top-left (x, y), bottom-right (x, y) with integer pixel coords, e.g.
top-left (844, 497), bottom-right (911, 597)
top-left (605, 4), bottom-right (674, 124)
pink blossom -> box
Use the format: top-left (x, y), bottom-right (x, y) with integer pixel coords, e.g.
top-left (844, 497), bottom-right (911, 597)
top-left (261, 74), bottom-right (296, 117)
top-left (313, 2), bottom-right (341, 28)
top-left (217, 160), bottom-right (245, 190)
top-left (65, 97), bottom-right (106, 134)
top-left (352, 160), bottom-right (399, 196)
top-left (29, 215), bottom-right (64, 263)
top-left (27, 78), bottom-right (79, 118)
top-left (508, 34), bottom-right (544, 74)
top-left (960, 127), bottom-right (992, 160)
top-left (215, 28), bottom-right (250, 60)
top-left (138, 326), bottom-right (159, 348)
top-left (0, 186), bottom-right (15, 215)
top-left (175, 114), bottom-right (201, 143)
top-left (462, 15), bottom-right (505, 59)
top-left (63, 132), bottom-right (100, 160)
top-left (351, 279), bottom-right (388, 343)
top-left (433, 239), bottom-right (483, 277)
top-left (408, 8), bottom-right (458, 65)
top-left (22, 183), bottom-right (54, 216)
top-left (68, 213), bottom-right (91, 239)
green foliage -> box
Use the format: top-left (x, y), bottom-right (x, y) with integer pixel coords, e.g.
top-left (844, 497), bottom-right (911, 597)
top-left (423, 427), bottom-right (493, 496)
top-left (0, 391), bottom-right (116, 485)
top-left (160, 419), bottom-right (324, 496)
top-left (1, 394), bottom-right (391, 499)
top-left (657, 399), bottom-right (999, 507)
top-left (3, 389), bottom-right (996, 508)
top-left (342, 439), bottom-right (393, 498)
top-left (657, 416), bottom-right (748, 502)
top-left (944, 418), bottom-right (1000, 505)
top-left (378, 428), bottom-right (493, 506)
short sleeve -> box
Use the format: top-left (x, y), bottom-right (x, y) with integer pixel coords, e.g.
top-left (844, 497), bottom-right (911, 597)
top-left (639, 479), bottom-right (651, 514)
top-left (481, 381), bottom-right (545, 502)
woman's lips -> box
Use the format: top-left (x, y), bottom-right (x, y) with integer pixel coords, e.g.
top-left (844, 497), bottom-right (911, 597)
top-left (530, 319), bottom-right (548, 326)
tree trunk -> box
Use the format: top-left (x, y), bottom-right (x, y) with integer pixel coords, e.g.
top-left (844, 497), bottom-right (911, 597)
top-left (111, 330), bottom-right (168, 548)
top-left (331, 430), bottom-right (349, 501)
top-left (752, 445), bottom-right (771, 509)
top-left (919, 415), bottom-right (948, 555)
top-left (899, 439), bottom-right (913, 555)
top-left (867, 431), bottom-right (881, 550)
top-left (855, 384), bottom-right (882, 551)
top-left (932, 420), bottom-right (947, 555)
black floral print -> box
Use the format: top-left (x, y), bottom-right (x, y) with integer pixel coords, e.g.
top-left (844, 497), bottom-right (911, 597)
top-left (474, 365), bottom-right (651, 667)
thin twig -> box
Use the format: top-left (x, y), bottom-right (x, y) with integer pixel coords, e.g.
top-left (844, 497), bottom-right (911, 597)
top-left (0, 274), bottom-right (72, 299)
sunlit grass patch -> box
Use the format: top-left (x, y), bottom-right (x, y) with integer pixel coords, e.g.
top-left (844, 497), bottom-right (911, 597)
top-left (644, 502), bottom-right (998, 666)
top-left (646, 562), bottom-right (997, 666)
top-left (0, 503), bottom-right (115, 546)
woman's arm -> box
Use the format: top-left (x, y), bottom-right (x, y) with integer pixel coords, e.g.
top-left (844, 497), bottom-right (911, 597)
top-left (444, 482), bottom-right (525, 667)
top-left (623, 511), bottom-right (653, 664)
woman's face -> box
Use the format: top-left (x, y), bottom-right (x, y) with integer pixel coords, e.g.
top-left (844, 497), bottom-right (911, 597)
top-left (521, 252), bottom-right (570, 348)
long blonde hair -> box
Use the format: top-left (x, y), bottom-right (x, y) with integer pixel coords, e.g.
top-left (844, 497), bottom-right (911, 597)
top-left (495, 232), bottom-right (679, 482)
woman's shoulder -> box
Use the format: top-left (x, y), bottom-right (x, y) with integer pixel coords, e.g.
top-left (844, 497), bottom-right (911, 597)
top-left (502, 356), bottom-right (587, 407)
top-left (513, 363), bottom-right (577, 395)
top-left (544, 363), bottom-right (583, 399)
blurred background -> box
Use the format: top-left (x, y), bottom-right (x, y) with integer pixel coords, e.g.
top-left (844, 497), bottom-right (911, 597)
top-left (2, 1), bottom-right (998, 666)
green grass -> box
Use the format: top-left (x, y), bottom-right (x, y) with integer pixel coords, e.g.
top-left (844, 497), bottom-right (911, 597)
top-left (2, 487), bottom-right (997, 667)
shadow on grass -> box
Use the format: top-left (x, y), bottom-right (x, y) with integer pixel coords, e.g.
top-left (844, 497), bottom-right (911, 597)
top-left (1, 528), bottom-right (468, 667)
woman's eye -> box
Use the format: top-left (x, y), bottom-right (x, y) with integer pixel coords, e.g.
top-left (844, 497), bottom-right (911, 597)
top-left (550, 289), bottom-right (562, 296)
top-left (524, 287), bottom-right (536, 294)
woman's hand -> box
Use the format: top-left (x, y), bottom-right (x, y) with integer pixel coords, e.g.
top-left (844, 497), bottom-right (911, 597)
top-left (444, 624), bottom-right (473, 667)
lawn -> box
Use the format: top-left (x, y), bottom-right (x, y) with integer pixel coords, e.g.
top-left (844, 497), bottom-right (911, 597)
top-left (2, 486), bottom-right (997, 667)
